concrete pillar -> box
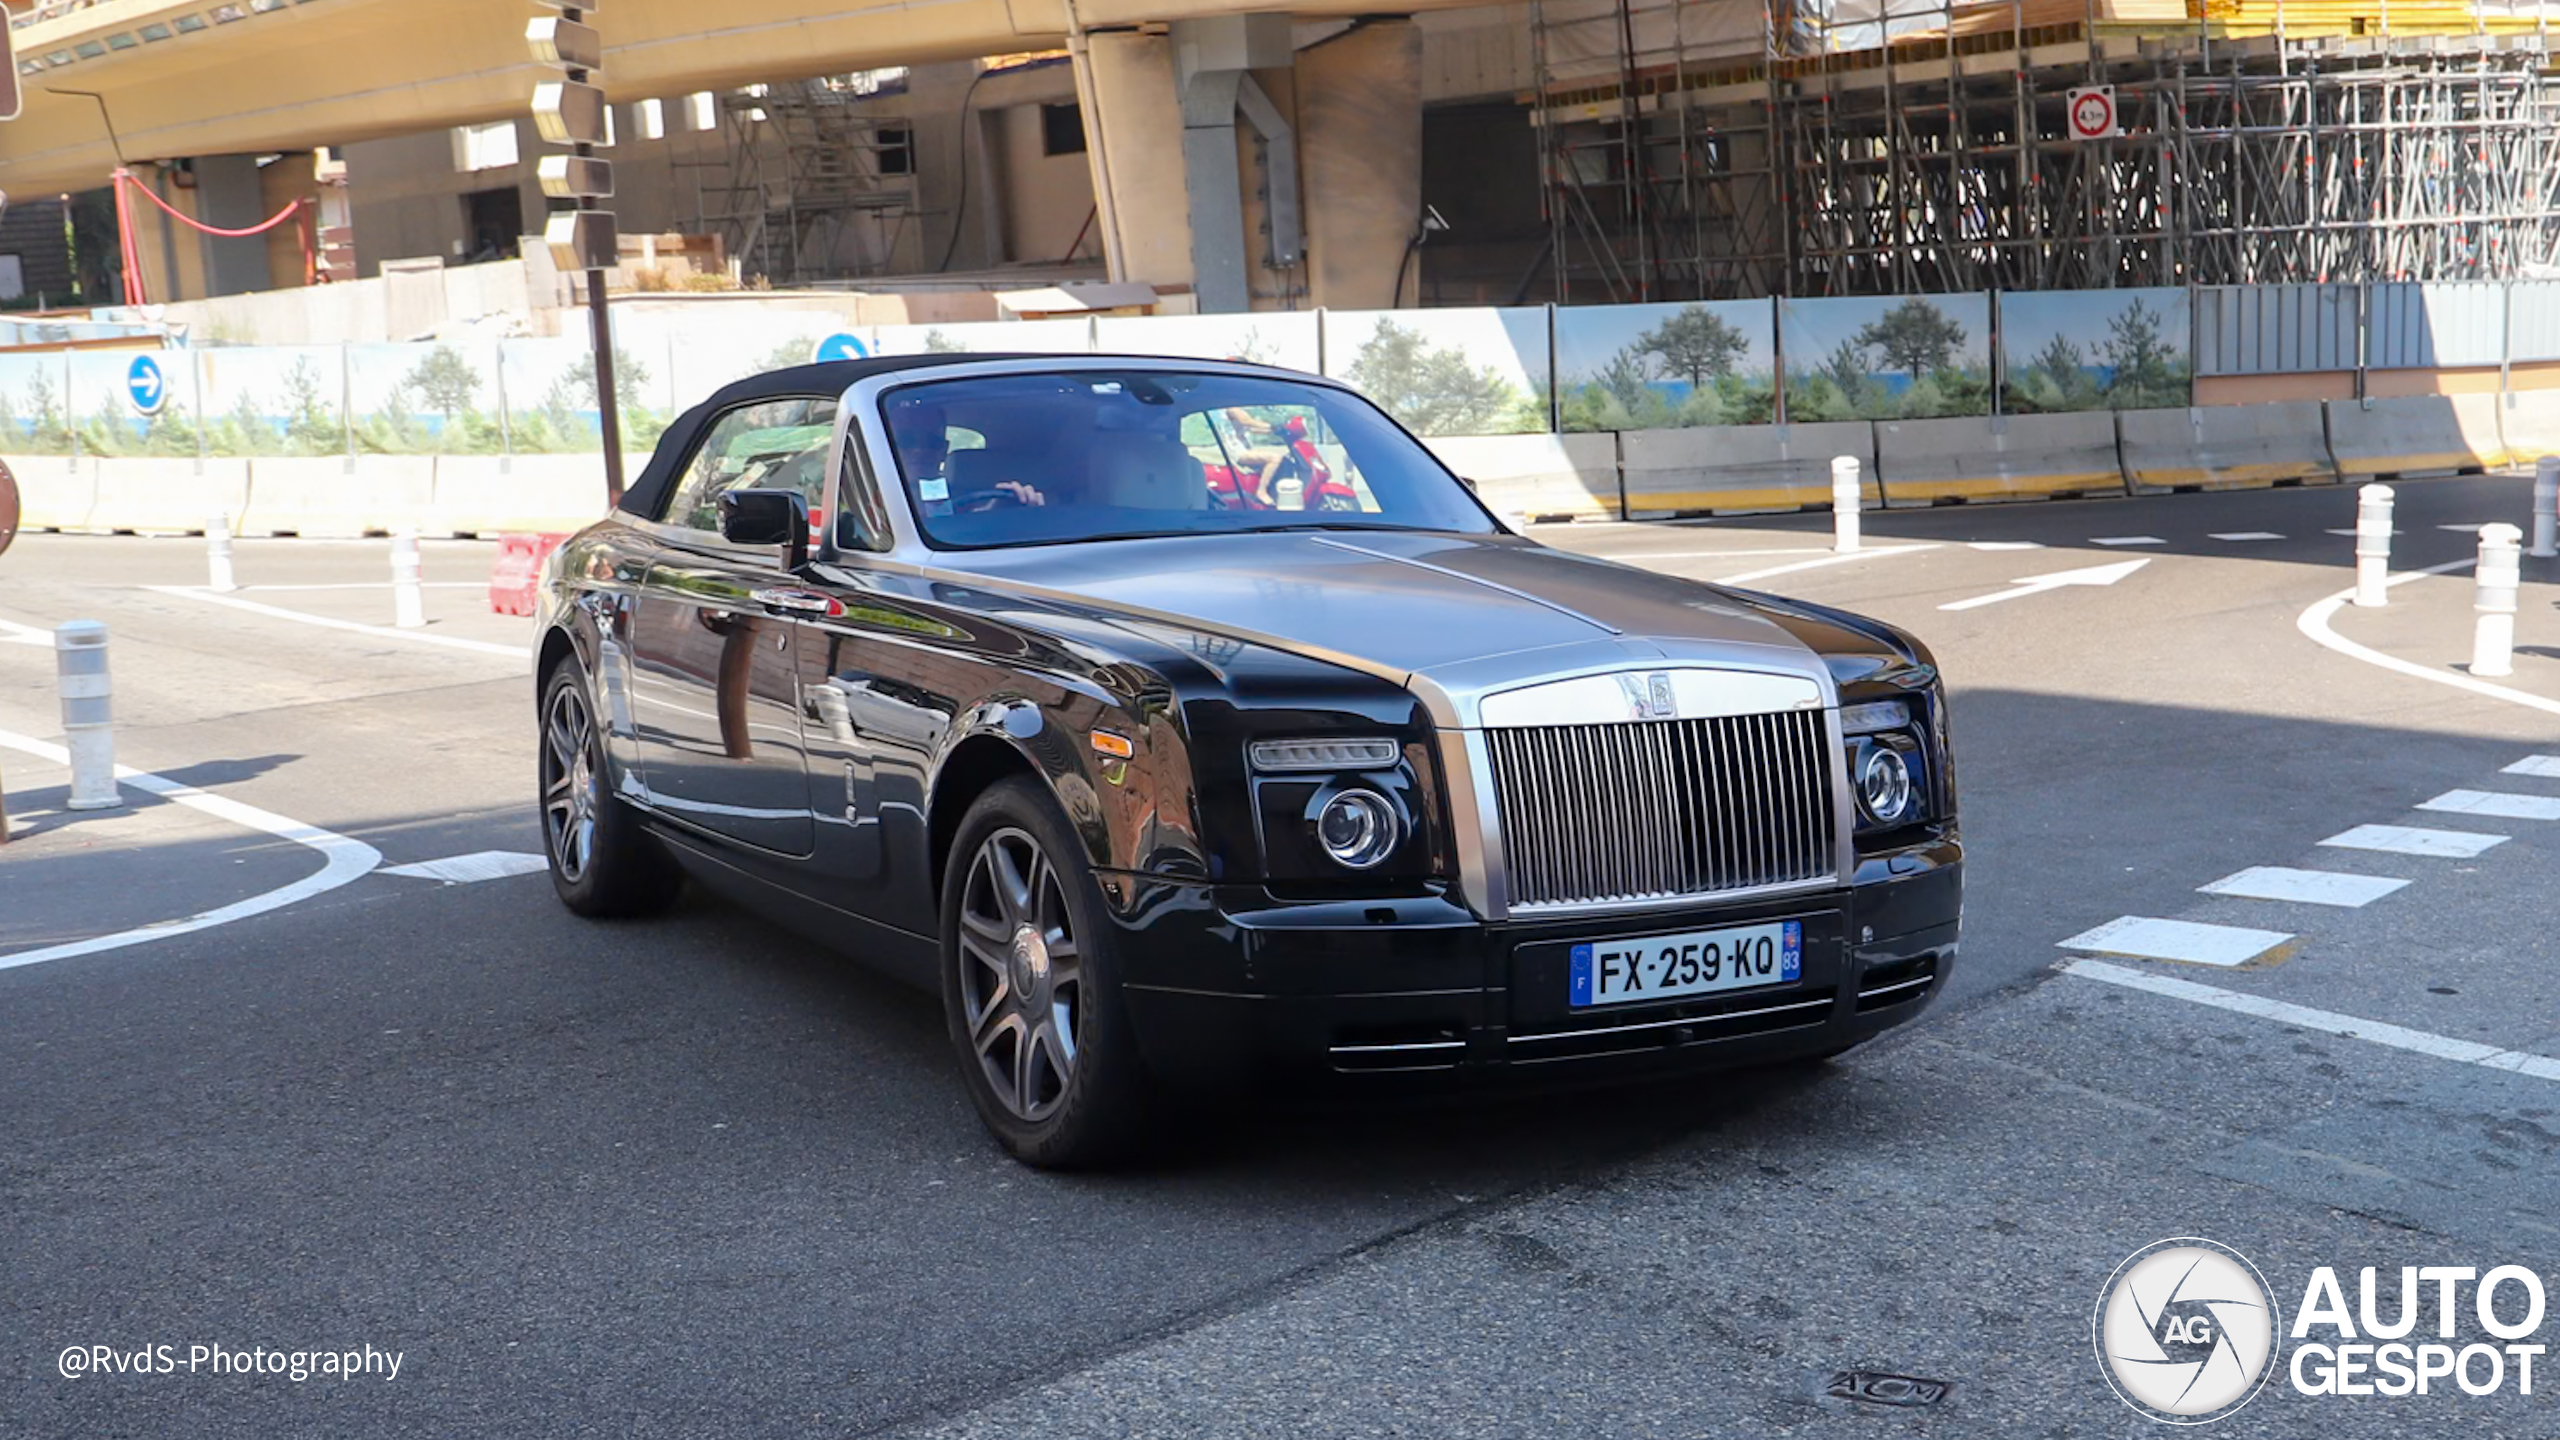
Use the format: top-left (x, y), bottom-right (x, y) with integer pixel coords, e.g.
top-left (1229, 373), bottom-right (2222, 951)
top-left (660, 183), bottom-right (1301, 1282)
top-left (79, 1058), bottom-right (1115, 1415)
top-left (1081, 32), bottom-right (1195, 294)
top-left (1174, 14), bottom-right (1294, 315)
top-left (194, 155), bottom-right (274, 298)
top-left (1298, 21), bottom-right (1424, 311)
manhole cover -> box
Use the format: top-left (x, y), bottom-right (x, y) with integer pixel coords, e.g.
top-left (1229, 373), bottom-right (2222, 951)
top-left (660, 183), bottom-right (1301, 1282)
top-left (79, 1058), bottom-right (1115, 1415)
top-left (1825, 1370), bottom-right (1951, 1408)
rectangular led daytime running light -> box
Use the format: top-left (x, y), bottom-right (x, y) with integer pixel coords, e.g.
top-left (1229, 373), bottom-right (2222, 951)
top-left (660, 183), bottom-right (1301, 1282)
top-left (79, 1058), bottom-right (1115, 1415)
top-left (1838, 700), bottom-right (1911, 735)
top-left (1249, 738), bottom-right (1400, 773)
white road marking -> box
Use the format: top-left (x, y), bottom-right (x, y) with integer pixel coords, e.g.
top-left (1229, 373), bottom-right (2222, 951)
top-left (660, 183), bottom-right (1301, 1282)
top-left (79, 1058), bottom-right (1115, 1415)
top-left (2198, 865), bottom-right (2410, 908)
top-left (1712, 545), bottom-right (1939, 585)
top-left (2209, 532), bottom-right (2285, 542)
top-left (2320, 823), bottom-right (2510, 858)
top-left (2325, 527), bottom-right (2401, 536)
top-left (2502, 755), bottom-right (2560, 779)
top-left (147, 585), bottom-right (531, 660)
top-left (0, 618), bottom-right (55, 647)
top-left (1938, 557), bottom-right (2151, 612)
top-left (1967, 541), bottom-right (2045, 551)
top-left (382, 850), bottom-right (549, 884)
top-left (1605, 546), bottom-right (1842, 561)
top-left (2295, 560), bottom-right (2560, 720)
top-left (2418, 789), bottom-right (2560, 820)
top-left (2090, 536), bottom-right (2166, 546)
top-left (0, 729), bottom-right (383, 972)
top-left (243, 582), bottom-right (484, 592)
top-left (2437, 523), bottom-right (2495, 532)
top-left (2064, 959), bottom-right (2560, 1083)
top-left (2056, 915), bottom-right (2294, 968)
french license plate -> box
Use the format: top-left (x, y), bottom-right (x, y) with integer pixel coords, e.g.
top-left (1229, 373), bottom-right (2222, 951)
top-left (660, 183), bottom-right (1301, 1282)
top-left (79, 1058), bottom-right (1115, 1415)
top-left (1568, 920), bottom-right (1802, 1009)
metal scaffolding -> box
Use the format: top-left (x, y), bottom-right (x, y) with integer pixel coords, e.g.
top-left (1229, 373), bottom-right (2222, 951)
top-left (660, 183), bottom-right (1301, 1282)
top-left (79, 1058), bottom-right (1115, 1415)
top-left (1530, 2), bottom-right (2560, 300)
top-left (688, 75), bottom-right (920, 286)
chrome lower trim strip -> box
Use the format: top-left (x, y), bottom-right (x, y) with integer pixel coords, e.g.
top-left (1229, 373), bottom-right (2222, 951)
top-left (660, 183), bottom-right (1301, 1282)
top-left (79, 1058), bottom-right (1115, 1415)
top-left (1328, 1039), bottom-right (1469, 1055)
top-left (1507, 995), bottom-right (1833, 1044)
top-left (1856, 974), bottom-right (1936, 1001)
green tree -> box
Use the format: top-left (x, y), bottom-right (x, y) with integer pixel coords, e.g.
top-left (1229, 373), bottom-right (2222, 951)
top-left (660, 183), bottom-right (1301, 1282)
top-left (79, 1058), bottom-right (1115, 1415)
top-left (21, 368), bottom-right (74, 455)
top-left (1636, 307), bottom-right (1749, 389)
top-left (1344, 318), bottom-right (1535, 437)
top-left (282, 356), bottom-right (344, 455)
top-left (1854, 299), bottom-right (1967, 382)
top-left (540, 345), bottom-right (658, 451)
top-left (403, 345), bottom-right (481, 419)
top-left (1819, 339), bottom-right (1873, 414)
top-left (2101, 297), bottom-right (2184, 408)
top-left (2035, 333), bottom-right (2087, 392)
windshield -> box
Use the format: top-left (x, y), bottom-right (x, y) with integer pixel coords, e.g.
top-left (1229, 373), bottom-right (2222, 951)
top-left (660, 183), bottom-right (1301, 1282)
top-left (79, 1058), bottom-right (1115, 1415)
top-left (878, 370), bottom-right (1499, 549)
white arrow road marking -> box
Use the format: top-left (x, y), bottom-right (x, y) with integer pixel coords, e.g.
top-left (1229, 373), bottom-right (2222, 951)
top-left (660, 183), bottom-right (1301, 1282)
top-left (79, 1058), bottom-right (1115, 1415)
top-left (1937, 557), bottom-right (2152, 612)
top-left (0, 729), bottom-right (383, 972)
top-left (1712, 544), bottom-right (1939, 585)
top-left (0, 618), bottom-right (55, 647)
top-left (382, 851), bottom-right (548, 884)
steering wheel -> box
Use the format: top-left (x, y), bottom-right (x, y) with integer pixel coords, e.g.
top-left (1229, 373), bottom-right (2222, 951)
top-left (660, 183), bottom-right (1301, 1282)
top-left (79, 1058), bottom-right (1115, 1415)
top-left (953, 485), bottom-right (1030, 514)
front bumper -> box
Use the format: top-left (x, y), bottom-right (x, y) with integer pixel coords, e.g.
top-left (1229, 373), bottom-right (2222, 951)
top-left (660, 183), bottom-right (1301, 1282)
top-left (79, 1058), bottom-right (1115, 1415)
top-left (1104, 838), bottom-right (1961, 1090)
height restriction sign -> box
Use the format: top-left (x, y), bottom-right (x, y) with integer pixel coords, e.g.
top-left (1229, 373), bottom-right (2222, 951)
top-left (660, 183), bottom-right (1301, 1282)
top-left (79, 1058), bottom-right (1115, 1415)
top-left (2068, 86), bottom-right (2119, 140)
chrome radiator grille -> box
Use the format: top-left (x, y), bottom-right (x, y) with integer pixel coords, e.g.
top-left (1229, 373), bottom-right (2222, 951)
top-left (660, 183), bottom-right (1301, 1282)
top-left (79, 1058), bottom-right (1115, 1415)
top-left (1484, 710), bottom-right (1838, 910)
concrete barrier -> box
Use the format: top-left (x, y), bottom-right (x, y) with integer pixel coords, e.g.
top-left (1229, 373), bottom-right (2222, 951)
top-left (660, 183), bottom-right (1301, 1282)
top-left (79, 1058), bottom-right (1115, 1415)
top-left (2325, 394), bottom-right (2509, 479)
top-left (1873, 412), bottom-right (2126, 507)
top-left (1422, 433), bottom-right (1620, 523)
top-left (2497, 390), bottom-right (2560, 472)
top-left (426, 454), bottom-right (620, 537)
top-left (1620, 421), bottom-right (1880, 517)
top-left (7, 455), bottom-right (96, 533)
top-left (2119, 402), bottom-right (2337, 493)
top-left (237, 455), bottom-right (436, 538)
top-left (85, 458), bottom-right (254, 535)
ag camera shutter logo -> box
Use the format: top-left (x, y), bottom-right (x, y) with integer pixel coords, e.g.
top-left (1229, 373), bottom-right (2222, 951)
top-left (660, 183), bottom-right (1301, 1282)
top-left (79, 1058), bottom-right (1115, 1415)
top-left (2094, 1238), bottom-right (2280, 1424)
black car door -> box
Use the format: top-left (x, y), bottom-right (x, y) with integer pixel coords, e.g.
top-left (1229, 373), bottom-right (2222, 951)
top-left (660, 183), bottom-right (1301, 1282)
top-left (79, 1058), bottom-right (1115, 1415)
top-left (624, 396), bottom-right (836, 858)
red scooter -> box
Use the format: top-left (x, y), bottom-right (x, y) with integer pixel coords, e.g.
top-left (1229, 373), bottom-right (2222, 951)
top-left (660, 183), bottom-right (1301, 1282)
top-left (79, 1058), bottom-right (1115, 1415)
top-left (1204, 416), bottom-right (1361, 512)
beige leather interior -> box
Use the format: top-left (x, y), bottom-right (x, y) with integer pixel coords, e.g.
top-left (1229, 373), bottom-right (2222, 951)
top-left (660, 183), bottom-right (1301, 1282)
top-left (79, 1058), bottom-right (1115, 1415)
top-left (1090, 437), bottom-right (1207, 511)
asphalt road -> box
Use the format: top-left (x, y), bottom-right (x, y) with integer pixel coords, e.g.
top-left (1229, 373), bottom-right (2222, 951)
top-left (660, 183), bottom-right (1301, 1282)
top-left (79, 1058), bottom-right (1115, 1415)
top-left (3, 480), bottom-right (2557, 1439)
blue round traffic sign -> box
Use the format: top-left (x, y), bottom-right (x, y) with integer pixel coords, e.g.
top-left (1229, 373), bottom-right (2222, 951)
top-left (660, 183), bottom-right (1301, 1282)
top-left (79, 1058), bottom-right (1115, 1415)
top-left (126, 354), bottom-right (169, 416)
top-left (811, 333), bottom-right (870, 363)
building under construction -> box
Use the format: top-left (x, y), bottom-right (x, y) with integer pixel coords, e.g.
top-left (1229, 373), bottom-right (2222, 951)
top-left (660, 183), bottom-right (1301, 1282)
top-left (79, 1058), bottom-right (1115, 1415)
top-left (1529, 0), bottom-right (2560, 300)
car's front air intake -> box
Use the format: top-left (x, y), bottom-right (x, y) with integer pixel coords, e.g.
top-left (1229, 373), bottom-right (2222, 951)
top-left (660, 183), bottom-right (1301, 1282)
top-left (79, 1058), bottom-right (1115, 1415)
top-left (1484, 710), bottom-right (1838, 911)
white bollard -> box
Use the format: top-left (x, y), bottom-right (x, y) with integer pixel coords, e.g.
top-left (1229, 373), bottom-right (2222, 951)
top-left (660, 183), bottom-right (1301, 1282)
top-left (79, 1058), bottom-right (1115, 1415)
top-left (2472, 523), bottom-right (2523, 678)
top-left (1831, 455), bottom-right (1862, 554)
top-left (2353, 482), bottom-right (2395, 608)
top-left (206, 512), bottom-right (238, 593)
top-left (390, 529), bottom-right (426, 629)
top-left (2532, 455), bottom-right (2560, 560)
top-left (56, 621), bottom-right (122, 811)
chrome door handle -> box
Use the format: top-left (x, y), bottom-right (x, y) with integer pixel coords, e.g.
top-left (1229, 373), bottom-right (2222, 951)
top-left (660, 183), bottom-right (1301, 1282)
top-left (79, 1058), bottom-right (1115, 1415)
top-left (752, 588), bottom-right (840, 617)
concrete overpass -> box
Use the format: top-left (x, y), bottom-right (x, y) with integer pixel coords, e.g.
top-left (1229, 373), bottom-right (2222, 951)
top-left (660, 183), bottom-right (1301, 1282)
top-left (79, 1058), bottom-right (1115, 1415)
top-left (4, 0), bottom-right (1470, 308)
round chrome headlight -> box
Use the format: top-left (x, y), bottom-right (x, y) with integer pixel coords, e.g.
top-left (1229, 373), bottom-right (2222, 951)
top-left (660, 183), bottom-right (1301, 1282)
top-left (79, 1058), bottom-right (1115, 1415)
top-left (1315, 789), bottom-right (1401, 869)
top-left (1857, 745), bottom-right (1916, 825)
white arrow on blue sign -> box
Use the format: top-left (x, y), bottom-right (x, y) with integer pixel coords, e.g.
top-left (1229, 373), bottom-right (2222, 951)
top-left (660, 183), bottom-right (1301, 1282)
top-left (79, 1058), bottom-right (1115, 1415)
top-left (126, 355), bottom-right (170, 416)
top-left (810, 333), bottom-right (870, 364)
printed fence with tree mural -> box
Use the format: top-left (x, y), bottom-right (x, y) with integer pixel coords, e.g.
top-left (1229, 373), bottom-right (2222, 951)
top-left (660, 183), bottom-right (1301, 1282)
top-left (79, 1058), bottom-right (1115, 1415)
top-left (1782, 296), bottom-right (1995, 422)
top-left (1556, 301), bottom-right (1778, 432)
top-left (1327, 312), bottom-right (1550, 437)
top-left (1999, 290), bottom-right (2193, 414)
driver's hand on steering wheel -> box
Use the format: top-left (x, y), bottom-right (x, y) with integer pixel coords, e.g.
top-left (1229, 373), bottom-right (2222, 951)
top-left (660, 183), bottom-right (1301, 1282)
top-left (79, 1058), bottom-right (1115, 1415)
top-left (994, 480), bottom-right (1047, 507)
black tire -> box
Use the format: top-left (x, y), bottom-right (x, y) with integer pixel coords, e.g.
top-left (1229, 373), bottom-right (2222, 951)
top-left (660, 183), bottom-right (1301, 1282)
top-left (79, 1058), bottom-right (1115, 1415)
top-left (940, 776), bottom-right (1153, 1168)
top-left (539, 657), bottom-right (681, 918)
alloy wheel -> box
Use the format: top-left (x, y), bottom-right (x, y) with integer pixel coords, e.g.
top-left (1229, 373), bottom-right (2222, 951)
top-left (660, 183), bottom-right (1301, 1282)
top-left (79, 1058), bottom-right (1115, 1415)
top-left (541, 679), bottom-right (602, 884)
top-left (956, 827), bottom-right (1083, 1122)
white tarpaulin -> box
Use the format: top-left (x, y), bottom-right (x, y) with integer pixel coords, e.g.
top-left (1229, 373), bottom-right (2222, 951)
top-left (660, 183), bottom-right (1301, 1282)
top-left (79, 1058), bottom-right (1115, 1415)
top-left (1535, 0), bottom-right (1772, 84)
